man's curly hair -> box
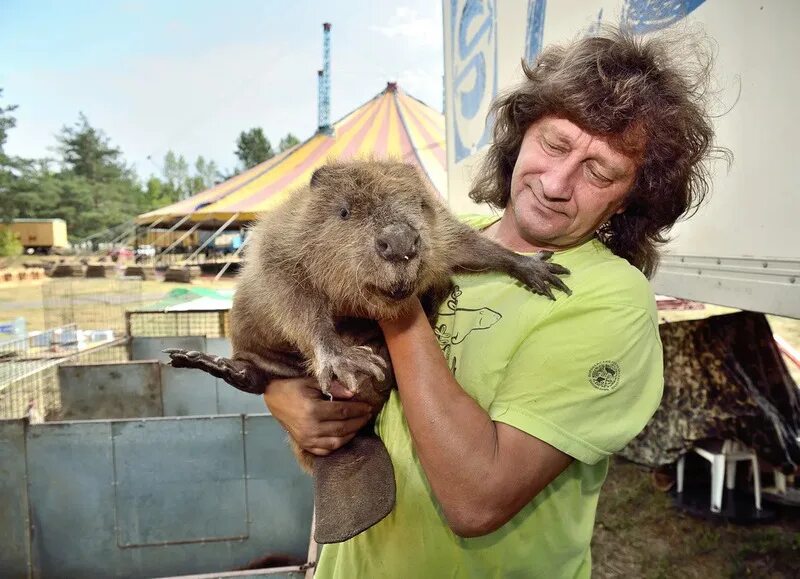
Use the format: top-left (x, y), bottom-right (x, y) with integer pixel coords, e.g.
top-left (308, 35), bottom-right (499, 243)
top-left (469, 28), bottom-right (729, 278)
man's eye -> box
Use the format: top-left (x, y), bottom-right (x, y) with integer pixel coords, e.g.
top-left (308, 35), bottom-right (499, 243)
top-left (586, 165), bottom-right (612, 185)
top-left (542, 139), bottom-right (562, 154)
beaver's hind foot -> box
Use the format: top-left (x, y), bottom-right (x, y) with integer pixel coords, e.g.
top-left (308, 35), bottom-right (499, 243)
top-left (164, 348), bottom-right (268, 394)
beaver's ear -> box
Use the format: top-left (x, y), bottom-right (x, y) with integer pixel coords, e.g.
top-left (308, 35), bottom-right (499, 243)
top-left (393, 161), bottom-right (424, 185)
top-left (310, 166), bottom-right (333, 189)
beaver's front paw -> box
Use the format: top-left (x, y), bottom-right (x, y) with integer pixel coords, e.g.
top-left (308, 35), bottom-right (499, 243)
top-left (315, 345), bottom-right (387, 397)
top-left (513, 251), bottom-right (571, 300)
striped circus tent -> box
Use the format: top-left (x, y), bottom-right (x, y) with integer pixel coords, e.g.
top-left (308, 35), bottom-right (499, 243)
top-left (136, 82), bottom-right (446, 228)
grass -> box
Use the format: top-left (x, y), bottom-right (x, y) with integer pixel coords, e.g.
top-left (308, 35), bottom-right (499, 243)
top-left (0, 275), bottom-right (236, 332)
top-left (593, 459), bottom-right (800, 578)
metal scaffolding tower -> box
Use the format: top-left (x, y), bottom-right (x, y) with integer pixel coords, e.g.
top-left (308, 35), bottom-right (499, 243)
top-left (317, 22), bottom-right (333, 135)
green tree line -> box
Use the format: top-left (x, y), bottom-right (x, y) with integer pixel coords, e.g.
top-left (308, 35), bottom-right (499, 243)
top-left (0, 88), bottom-right (300, 243)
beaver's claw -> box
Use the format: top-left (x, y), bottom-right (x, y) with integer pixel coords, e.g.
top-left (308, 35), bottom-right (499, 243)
top-left (163, 348), bottom-right (267, 394)
top-left (316, 345), bottom-right (387, 396)
top-left (512, 251), bottom-right (571, 300)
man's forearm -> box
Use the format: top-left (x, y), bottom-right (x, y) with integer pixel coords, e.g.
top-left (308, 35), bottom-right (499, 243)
top-left (380, 301), bottom-right (504, 533)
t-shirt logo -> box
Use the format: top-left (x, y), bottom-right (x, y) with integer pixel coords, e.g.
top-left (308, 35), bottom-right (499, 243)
top-left (589, 361), bottom-right (621, 391)
top-left (434, 285), bottom-right (502, 375)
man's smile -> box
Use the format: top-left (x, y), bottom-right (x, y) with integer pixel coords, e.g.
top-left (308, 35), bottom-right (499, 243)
top-left (525, 184), bottom-right (568, 218)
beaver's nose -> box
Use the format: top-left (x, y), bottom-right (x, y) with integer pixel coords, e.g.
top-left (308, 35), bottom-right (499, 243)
top-left (375, 224), bottom-right (420, 263)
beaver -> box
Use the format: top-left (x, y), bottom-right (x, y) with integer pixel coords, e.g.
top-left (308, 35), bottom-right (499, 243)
top-left (166, 159), bottom-right (569, 543)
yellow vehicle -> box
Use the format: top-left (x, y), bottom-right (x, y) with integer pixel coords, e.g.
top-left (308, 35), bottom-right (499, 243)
top-left (0, 218), bottom-right (69, 254)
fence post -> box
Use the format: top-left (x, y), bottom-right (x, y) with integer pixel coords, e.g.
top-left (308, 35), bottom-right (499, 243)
top-left (125, 311), bottom-right (133, 359)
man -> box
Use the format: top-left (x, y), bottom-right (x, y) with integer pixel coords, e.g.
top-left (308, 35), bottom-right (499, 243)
top-left (264, 28), bottom-right (720, 577)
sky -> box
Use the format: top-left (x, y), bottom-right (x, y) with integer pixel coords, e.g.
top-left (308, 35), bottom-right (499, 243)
top-left (0, 0), bottom-right (444, 179)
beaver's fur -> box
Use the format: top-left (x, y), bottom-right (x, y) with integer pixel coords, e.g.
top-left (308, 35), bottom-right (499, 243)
top-left (167, 159), bottom-right (569, 542)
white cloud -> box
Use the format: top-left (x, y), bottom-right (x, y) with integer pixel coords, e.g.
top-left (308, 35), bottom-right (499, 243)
top-left (371, 6), bottom-right (441, 49)
top-left (396, 67), bottom-right (443, 110)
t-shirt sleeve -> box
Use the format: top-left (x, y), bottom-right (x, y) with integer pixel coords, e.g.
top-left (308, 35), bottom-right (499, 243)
top-left (488, 301), bottom-right (664, 465)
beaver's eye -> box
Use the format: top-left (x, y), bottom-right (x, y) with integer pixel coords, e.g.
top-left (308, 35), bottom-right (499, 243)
top-left (339, 206), bottom-right (350, 220)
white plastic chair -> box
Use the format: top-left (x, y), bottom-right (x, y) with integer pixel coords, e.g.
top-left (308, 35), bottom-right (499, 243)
top-left (676, 439), bottom-right (762, 513)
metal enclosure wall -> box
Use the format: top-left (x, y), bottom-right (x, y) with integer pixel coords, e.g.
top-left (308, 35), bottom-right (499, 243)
top-left (58, 337), bottom-right (267, 420)
top-left (0, 335), bottom-right (311, 576)
top-left (0, 414), bottom-right (313, 578)
top-left (0, 419), bottom-right (31, 578)
top-left (59, 362), bottom-right (164, 420)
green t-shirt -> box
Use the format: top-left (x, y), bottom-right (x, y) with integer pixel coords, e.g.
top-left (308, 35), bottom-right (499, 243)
top-left (316, 216), bottom-right (664, 578)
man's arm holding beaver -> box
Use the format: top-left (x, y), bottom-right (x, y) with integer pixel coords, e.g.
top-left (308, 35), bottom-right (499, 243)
top-left (378, 297), bottom-right (573, 538)
top-left (264, 377), bottom-right (374, 457)
top-left (264, 295), bottom-right (572, 537)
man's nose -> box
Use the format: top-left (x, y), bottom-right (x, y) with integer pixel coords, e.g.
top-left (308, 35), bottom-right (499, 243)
top-left (539, 162), bottom-right (576, 201)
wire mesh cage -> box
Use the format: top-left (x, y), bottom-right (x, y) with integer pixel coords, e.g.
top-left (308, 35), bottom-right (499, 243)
top-left (42, 277), bottom-right (143, 334)
top-left (0, 274), bottom-right (233, 420)
top-left (125, 310), bottom-right (230, 338)
top-left (0, 335), bottom-right (129, 420)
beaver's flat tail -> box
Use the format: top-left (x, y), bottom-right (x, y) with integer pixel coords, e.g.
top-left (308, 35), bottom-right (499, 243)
top-left (313, 433), bottom-right (396, 543)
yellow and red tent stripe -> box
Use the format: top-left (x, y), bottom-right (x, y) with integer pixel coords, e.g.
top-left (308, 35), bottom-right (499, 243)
top-left (136, 83), bottom-right (447, 225)
top-left (137, 146), bottom-right (296, 224)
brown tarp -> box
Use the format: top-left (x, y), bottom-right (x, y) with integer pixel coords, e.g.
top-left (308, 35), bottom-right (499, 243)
top-left (620, 312), bottom-right (800, 473)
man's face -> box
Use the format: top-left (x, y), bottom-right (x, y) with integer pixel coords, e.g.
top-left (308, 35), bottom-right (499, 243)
top-left (507, 116), bottom-right (641, 251)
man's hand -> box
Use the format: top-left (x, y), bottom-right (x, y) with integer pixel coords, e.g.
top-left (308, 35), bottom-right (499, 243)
top-left (263, 377), bottom-right (375, 456)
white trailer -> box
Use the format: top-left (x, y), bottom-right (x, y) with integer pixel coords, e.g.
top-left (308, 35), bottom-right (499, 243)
top-left (443, 0), bottom-right (800, 318)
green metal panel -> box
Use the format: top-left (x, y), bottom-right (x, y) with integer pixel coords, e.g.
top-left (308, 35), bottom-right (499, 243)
top-left (19, 415), bottom-right (313, 577)
top-left (111, 416), bottom-right (248, 547)
top-left (59, 361), bottom-right (163, 420)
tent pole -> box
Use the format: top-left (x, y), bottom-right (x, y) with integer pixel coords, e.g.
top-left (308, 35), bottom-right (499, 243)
top-left (107, 220), bottom-right (138, 246)
top-left (106, 221), bottom-right (132, 245)
top-left (155, 220), bottom-right (207, 265)
top-left (213, 234), bottom-right (248, 282)
top-left (181, 214), bottom-right (240, 266)
top-left (140, 215), bottom-right (166, 252)
top-left (105, 216), bottom-right (163, 246)
top-left (78, 216), bottom-right (144, 247)
top-left (144, 215), bottom-right (167, 229)
top-left (151, 214), bottom-right (192, 248)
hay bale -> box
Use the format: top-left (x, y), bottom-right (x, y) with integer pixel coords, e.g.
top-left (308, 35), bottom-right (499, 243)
top-left (51, 264), bottom-right (86, 277)
top-left (124, 265), bottom-right (157, 280)
top-left (85, 263), bottom-right (117, 278)
top-left (164, 265), bottom-right (201, 283)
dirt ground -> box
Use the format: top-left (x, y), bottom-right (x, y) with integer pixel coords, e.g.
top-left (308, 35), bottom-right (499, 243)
top-left (0, 274), bottom-right (236, 331)
top-left (593, 459), bottom-right (800, 578)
